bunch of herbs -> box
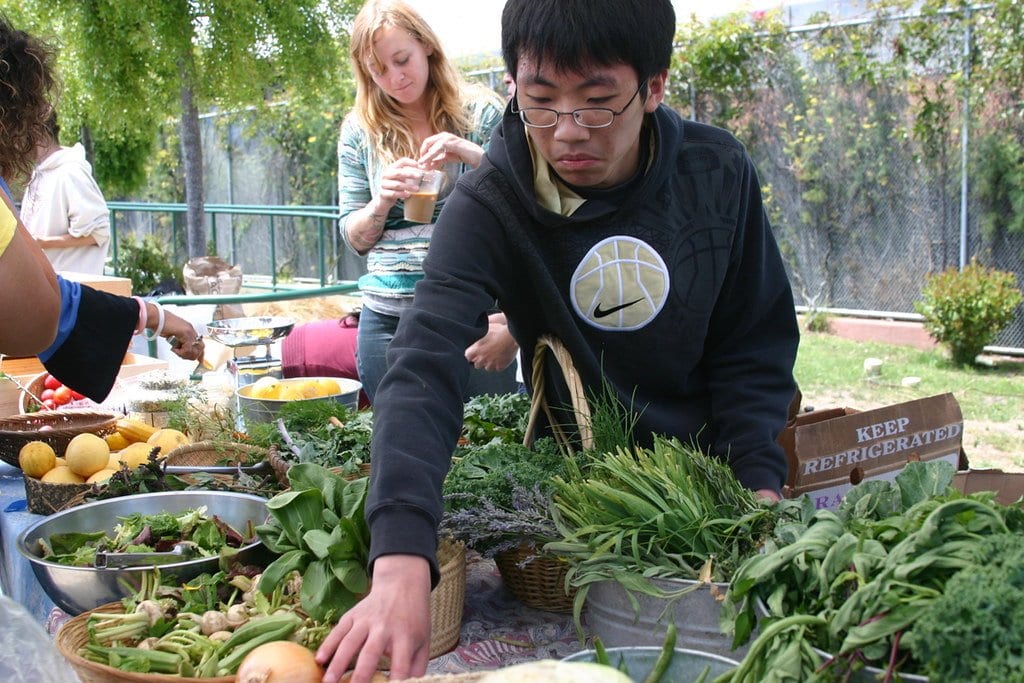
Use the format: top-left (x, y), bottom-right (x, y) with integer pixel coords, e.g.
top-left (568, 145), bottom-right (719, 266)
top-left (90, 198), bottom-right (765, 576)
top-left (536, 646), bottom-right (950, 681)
top-left (247, 400), bottom-right (373, 473)
top-left (547, 436), bottom-right (790, 625)
top-left (442, 436), bottom-right (589, 556)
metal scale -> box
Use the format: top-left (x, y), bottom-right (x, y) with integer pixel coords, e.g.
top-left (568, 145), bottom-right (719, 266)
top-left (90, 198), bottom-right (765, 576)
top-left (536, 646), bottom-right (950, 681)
top-left (205, 316), bottom-right (295, 390)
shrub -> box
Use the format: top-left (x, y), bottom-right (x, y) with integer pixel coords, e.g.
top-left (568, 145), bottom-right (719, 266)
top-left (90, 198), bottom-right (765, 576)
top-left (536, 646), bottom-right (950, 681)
top-left (914, 259), bottom-right (1023, 365)
top-left (115, 233), bottom-right (179, 296)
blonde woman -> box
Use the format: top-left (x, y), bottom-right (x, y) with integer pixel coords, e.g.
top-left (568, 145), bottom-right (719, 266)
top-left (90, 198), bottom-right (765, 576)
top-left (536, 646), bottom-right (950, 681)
top-left (339, 0), bottom-right (518, 402)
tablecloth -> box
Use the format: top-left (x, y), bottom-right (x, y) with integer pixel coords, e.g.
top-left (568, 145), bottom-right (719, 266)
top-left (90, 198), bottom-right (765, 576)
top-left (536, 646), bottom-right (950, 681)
top-left (0, 461), bottom-right (587, 674)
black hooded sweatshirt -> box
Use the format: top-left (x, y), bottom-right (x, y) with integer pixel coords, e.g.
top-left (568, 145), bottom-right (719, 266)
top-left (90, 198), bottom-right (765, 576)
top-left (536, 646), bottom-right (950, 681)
top-left (365, 103), bottom-right (799, 583)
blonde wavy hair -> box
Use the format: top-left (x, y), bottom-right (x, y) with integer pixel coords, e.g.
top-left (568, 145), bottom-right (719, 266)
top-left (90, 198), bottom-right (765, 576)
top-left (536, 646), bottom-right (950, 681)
top-left (349, 0), bottom-right (474, 164)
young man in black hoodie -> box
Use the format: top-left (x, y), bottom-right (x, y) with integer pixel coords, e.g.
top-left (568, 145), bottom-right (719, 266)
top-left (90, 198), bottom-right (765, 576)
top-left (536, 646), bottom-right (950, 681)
top-left (317, 1), bottom-right (799, 681)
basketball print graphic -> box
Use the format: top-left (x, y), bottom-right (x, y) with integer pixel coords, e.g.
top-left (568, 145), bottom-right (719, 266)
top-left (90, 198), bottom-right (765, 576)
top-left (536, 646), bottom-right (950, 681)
top-left (571, 236), bottom-right (670, 331)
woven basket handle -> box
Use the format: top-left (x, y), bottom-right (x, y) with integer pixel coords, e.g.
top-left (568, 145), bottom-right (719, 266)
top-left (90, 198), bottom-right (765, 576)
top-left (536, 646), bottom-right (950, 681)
top-left (523, 335), bottom-right (593, 452)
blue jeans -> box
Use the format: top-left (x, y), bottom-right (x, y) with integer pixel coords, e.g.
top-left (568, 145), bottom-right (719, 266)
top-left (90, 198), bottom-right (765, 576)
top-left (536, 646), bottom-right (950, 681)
top-left (356, 306), bottom-right (518, 404)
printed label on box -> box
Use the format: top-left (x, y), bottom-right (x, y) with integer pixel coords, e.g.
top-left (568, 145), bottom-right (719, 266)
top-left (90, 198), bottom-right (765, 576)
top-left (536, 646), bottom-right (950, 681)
top-left (781, 393), bottom-right (964, 510)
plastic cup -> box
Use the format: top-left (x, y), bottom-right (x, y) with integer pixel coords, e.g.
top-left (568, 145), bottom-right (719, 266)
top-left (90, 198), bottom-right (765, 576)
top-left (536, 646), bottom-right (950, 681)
top-left (404, 170), bottom-right (443, 223)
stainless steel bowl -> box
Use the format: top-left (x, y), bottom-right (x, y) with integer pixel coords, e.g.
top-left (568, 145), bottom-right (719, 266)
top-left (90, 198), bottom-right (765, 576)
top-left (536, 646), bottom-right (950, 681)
top-left (236, 376), bottom-right (362, 425)
top-left (16, 490), bottom-right (269, 615)
top-left (205, 316), bottom-right (295, 347)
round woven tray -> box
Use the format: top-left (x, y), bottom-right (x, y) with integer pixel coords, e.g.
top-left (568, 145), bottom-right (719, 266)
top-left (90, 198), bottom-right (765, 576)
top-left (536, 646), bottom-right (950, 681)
top-left (0, 410), bottom-right (120, 469)
top-left (23, 474), bottom-right (94, 515)
top-left (493, 542), bottom-right (576, 614)
top-left (54, 541), bottom-right (466, 680)
top-left (56, 602), bottom-right (235, 683)
top-left (268, 445), bottom-right (371, 485)
top-left (163, 440), bottom-right (268, 468)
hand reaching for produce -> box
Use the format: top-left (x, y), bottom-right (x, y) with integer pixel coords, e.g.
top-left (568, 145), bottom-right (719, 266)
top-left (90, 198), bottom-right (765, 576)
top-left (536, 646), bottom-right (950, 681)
top-left (316, 554), bottom-right (432, 683)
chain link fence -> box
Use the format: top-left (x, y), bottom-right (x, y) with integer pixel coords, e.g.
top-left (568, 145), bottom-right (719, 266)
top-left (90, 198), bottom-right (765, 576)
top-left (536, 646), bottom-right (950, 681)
top-left (677, 5), bottom-right (1024, 351)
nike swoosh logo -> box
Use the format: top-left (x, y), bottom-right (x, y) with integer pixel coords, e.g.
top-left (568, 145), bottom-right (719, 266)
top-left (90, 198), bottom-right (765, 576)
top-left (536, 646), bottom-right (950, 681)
top-left (593, 298), bottom-right (644, 319)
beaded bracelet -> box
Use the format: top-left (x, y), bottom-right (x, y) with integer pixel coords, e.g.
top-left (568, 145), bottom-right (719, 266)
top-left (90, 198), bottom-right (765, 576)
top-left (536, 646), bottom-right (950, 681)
top-left (132, 296), bottom-right (148, 335)
top-left (142, 302), bottom-right (166, 341)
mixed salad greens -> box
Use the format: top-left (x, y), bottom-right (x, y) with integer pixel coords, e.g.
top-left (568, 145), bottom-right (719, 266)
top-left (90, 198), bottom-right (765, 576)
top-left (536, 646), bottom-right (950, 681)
top-left (38, 506), bottom-right (254, 567)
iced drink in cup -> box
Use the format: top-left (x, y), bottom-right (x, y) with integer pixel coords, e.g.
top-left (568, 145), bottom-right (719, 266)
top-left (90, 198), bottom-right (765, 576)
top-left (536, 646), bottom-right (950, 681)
top-left (404, 170), bottom-right (444, 223)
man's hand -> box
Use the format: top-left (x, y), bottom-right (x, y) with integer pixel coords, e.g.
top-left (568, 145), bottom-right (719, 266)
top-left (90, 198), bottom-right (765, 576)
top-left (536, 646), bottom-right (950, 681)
top-left (755, 488), bottom-right (781, 502)
top-left (316, 555), bottom-right (432, 683)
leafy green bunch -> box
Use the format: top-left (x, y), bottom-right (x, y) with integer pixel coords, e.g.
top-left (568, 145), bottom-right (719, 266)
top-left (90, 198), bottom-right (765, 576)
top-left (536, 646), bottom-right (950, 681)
top-left (909, 533), bottom-right (1024, 681)
top-left (247, 400), bottom-right (373, 474)
top-left (547, 436), bottom-right (787, 626)
top-left (719, 461), bottom-right (1024, 682)
top-left (914, 258), bottom-right (1023, 365)
top-left (255, 464), bottom-right (369, 622)
top-left (442, 437), bottom-right (570, 556)
top-left (460, 392), bottom-right (532, 446)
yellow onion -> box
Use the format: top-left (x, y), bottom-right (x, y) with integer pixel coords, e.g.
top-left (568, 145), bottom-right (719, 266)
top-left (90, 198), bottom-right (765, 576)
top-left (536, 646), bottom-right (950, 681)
top-left (236, 640), bottom-right (323, 683)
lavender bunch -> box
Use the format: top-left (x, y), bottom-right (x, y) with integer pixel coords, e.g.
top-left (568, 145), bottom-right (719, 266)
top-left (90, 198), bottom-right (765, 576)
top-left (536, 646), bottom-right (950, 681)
top-left (441, 481), bottom-right (560, 558)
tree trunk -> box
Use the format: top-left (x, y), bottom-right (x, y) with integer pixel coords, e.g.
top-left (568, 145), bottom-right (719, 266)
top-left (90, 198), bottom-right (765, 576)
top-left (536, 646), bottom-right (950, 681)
top-left (179, 59), bottom-right (206, 259)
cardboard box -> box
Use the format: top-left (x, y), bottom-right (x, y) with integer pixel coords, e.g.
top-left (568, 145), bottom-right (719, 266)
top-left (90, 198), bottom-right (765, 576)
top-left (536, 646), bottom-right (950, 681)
top-left (953, 469), bottom-right (1024, 506)
top-left (779, 393), bottom-right (965, 510)
top-left (0, 352), bottom-right (167, 417)
top-left (60, 271), bottom-right (133, 297)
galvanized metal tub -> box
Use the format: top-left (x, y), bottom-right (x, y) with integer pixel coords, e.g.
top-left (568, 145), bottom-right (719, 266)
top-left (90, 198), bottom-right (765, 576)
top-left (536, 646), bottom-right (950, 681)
top-left (585, 577), bottom-right (748, 659)
top-left (564, 646), bottom-right (739, 681)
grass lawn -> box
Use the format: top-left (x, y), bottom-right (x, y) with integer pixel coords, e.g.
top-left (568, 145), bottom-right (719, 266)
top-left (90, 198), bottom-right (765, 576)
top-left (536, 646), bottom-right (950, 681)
top-left (794, 331), bottom-right (1024, 470)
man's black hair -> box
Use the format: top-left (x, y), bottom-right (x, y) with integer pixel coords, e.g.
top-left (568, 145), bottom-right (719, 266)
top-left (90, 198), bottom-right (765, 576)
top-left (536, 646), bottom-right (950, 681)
top-left (501, 0), bottom-right (675, 85)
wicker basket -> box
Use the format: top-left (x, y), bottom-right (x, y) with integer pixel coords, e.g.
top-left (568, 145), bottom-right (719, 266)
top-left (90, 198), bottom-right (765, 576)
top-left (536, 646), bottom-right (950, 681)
top-left (493, 542), bottom-right (576, 614)
top-left (0, 410), bottom-right (120, 468)
top-left (56, 602), bottom-right (235, 683)
top-left (163, 440), bottom-right (268, 468)
top-left (268, 445), bottom-right (370, 485)
top-left (430, 537), bottom-right (468, 659)
top-left (23, 474), bottom-right (94, 515)
top-left (523, 335), bottom-right (593, 453)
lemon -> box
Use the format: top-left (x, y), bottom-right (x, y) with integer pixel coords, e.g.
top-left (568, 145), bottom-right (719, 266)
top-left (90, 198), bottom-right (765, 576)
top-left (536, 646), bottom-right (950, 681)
top-left (298, 380), bottom-right (321, 399)
top-left (41, 466), bottom-right (86, 484)
top-left (107, 453), bottom-right (123, 471)
top-left (250, 376), bottom-right (280, 400)
top-left (120, 442), bottom-right (157, 469)
top-left (147, 428), bottom-right (190, 457)
top-left (19, 441), bottom-right (57, 479)
top-left (317, 378), bottom-right (342, 396)
top-left (86, 468), bottom-right (117, 484)
top-left (65, 433), bottom-right (111, 478)
top-left (278, 385), bottom-right (306, 401)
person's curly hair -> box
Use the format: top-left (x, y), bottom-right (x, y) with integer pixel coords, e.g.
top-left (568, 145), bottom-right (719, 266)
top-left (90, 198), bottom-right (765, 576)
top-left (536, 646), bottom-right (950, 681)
top-left (0, 15), bottom-right (57, 182)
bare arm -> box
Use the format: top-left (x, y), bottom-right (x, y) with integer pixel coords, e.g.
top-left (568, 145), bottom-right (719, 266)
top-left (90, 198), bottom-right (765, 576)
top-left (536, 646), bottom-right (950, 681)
top-left (35, 233), bottom-right (99, 249)
top-left (0, 196), bottom-right (60, 356)
top-left (344, 158), bottom-right (424, 255)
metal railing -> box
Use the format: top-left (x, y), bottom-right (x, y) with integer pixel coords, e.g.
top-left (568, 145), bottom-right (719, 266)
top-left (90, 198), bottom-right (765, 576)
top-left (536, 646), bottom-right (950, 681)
top-left (107, 202), bottom-right (343, 290)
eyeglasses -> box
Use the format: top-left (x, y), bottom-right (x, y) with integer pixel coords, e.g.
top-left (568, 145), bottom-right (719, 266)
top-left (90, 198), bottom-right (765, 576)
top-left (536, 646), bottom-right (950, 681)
top-left (511, 85), bottom-right (642, 129)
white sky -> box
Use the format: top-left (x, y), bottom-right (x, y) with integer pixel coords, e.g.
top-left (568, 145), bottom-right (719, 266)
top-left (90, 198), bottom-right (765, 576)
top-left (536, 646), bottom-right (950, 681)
top-left (406, 0), bottom-right (761, 59)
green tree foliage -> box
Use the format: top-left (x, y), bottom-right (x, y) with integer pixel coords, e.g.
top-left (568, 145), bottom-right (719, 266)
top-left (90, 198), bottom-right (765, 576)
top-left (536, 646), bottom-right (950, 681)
top-left (15, 0), bottom-right (358, 259)
top-left (914, 259), bottom-right (1023, 365)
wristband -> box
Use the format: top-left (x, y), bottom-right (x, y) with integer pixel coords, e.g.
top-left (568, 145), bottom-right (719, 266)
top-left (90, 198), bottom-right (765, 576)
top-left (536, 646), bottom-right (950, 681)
top-left (143, 302), bottom-right (166, 341)
top-left (132, 296), bottom-right (148, 335)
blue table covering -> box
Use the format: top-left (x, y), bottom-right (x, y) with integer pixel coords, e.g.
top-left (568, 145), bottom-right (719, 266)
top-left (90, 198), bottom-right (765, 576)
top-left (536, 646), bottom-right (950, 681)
top-left (0, 462), bottom-right (63, 631)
